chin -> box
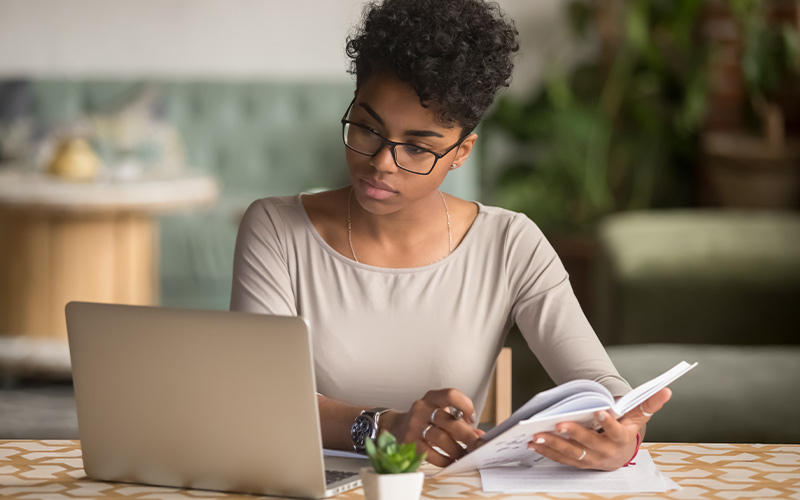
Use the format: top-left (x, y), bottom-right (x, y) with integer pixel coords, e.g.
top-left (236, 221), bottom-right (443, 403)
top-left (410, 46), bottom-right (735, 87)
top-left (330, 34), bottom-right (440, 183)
top-left (352, 192), bottom-right (401, 216)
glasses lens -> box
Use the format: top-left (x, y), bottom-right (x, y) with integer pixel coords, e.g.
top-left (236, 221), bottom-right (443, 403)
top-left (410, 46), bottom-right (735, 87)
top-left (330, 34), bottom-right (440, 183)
top-left (395, 145), bottom-right (436, 174)
top-left (342, 122), bottom-right (437, 174)
top-left (343, 123), bottom-right (381, 156)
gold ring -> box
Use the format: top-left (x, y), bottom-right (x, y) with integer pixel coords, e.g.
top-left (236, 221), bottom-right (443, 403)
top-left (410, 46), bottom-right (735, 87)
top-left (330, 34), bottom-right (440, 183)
top-left (422, 424), bottom-right (434, 441)
top-left (578, 447), bottom-right (587, 461)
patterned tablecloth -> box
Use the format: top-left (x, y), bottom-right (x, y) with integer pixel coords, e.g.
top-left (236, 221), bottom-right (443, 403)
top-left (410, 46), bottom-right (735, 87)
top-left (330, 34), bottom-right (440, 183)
top-left (1, 441), bottom-right (798, 499)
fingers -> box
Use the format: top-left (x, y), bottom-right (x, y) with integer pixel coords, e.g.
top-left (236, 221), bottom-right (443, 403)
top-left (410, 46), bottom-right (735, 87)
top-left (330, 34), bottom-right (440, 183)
top-left (420, 424), bottom-right (466, 461)
top-left (417, 440), bottom-right (452, 468)
top-left (620, 388), bottom-right (672, 427)
top-left (529, 422), bottom-right (625, 472)
top-left (554, 420), bottom-right (607, 452)
top-left (530, 389), bottom-right (674, 472)
top-left (594, 409), bottom-right (627, 442)
top-left (402, 388), bottom-right (485, 466)
top-left (423, 388), bottom-right (477, 425)
top-left (639, 387), bottom-right (671, 418)
top-left (420, 389), bottom-right (482, 451)
top-left (528, 432), bottom-right (593, 470)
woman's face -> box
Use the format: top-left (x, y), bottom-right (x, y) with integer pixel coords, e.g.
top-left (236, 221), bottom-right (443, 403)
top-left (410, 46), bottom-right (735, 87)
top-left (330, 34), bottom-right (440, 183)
top-left (345, 74), bottom-right (476, 216)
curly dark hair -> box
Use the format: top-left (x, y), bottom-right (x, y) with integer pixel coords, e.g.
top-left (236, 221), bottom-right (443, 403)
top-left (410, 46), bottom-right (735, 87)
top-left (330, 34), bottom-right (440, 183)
top-left (346, 0), bottom-right (519, 133)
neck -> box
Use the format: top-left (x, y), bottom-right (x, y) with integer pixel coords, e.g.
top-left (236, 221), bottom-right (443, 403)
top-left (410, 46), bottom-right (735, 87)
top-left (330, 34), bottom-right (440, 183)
top-left (347, 187), bottom-right (451, 265)
top-left (349, 188), bottom-right (445, 242)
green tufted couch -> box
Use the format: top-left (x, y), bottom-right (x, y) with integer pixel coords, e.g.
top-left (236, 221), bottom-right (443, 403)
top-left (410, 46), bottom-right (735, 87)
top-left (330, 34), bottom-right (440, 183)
top-left (2, 80), bottom-right (479, 312)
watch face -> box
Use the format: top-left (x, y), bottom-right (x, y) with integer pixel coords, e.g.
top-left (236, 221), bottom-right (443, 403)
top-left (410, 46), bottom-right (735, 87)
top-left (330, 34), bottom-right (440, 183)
top-left (351, 414), bottom-right (376, 449)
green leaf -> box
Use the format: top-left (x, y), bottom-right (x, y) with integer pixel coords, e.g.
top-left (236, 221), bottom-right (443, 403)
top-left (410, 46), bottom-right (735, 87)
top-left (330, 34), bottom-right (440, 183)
top-left (365, 438), bottom-right (382, 472)
top-left (367, 431), bottom-right (426, 474)
top-left (376, 431), bottom-right (396, 449)
top-left (624, 0), bottom-right (649, 53)
top-left (407, 453), bottom-right (426, 472)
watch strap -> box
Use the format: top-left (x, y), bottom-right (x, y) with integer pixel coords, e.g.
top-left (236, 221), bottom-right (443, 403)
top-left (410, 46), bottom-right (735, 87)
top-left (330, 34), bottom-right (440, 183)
top-left (371, 407), bottom-right (390, 434)
top-left (351, 407), bottom-right (390, 452)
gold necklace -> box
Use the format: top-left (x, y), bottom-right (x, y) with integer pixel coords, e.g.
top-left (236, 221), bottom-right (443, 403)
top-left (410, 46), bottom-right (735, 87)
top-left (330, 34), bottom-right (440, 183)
top-left (347, 187), bottom-right (452, 265)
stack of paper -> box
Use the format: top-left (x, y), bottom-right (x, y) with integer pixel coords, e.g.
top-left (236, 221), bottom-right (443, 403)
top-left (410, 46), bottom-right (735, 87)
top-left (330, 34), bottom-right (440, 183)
top-left (478, 450), bottom-right (679, 494)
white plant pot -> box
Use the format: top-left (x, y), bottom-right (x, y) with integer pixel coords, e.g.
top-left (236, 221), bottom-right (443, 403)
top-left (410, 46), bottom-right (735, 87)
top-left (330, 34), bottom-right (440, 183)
top-left (360, 467), bottom-right (425, 500)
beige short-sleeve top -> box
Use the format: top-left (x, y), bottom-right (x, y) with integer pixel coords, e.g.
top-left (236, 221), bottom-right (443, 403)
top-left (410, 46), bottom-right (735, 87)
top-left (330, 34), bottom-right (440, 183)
top-left (230, 194), bottom-right (630, 417)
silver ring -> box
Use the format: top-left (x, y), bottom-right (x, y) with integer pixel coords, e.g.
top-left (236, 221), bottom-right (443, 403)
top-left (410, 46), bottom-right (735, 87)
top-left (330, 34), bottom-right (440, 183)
top-left (422, 424), bottom-right (434, 441)
top-left (640, 406), bottom-right (653, 418)
top-left (578, 447), bottom-right (587, 461)
top-left (430, 408), bottom-right (440, 423)
top-left (446, 406), bottom-right (464, 421)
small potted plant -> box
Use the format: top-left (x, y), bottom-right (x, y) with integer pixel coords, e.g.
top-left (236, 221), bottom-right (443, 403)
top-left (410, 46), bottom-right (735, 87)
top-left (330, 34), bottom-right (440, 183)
top-left (360, 431), bottom-right (426, 500)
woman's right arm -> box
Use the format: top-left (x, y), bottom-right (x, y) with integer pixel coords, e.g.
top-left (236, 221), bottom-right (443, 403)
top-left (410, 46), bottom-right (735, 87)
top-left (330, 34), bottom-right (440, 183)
top-left (230, 199), bottom-right (482, 464)
top-left (229, 202), bottom-right (371, 450)
top-left (318, 390), bottom-right (484, 466)
top-left (230, 199), bottom-right (296, 315)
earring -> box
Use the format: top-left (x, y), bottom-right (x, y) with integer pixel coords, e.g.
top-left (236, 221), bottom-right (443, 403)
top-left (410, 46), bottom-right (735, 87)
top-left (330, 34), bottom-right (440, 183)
top-left (450, 164), bottom-right (458, 170)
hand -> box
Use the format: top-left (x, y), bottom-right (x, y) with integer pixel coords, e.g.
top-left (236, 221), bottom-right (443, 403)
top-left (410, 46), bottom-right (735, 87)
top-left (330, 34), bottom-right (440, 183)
top-left (381, 388), bottom-right (485, 467)
top-left (528, 388), bottom-right (672, 471)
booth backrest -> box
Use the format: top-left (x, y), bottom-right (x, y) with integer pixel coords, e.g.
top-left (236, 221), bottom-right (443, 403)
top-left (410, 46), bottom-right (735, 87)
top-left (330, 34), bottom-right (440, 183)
top-left (24, 80), bottom-right (355, 196)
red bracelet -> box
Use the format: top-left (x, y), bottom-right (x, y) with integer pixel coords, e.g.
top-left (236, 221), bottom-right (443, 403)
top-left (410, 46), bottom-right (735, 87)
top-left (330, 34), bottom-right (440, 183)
top-left (623, 432), bottom-right (642, 467)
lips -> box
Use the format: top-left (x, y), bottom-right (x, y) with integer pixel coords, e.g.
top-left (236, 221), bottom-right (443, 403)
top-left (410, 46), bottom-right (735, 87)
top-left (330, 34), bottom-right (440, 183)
top-left (360, 178), bottom-right (398, 200)
top-left (362, 177), bottom-right (397, 192)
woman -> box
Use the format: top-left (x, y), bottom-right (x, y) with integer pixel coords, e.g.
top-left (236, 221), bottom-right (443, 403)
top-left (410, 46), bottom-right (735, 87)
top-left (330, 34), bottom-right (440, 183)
top-left (231, 0), bottom-right (670, 470)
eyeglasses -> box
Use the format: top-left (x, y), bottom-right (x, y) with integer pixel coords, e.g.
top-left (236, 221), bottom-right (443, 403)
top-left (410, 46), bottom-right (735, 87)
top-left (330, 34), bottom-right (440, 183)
top-left (341, 98), bottom-right (466, 175)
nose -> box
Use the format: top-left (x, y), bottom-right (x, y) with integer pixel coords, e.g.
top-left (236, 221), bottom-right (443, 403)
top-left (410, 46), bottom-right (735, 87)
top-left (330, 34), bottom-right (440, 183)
top-left (369, 143), bottom-right (399, 172)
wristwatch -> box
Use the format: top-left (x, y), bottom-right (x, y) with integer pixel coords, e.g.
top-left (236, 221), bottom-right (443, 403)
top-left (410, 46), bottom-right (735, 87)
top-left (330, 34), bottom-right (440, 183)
top-left (351, 407), bottom-right (390, 452)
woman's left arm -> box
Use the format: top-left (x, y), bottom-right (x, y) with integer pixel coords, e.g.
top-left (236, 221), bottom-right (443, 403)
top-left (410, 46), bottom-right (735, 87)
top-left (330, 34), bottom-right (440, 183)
top-left (528, 388), bottom-right (671, 470)
top-left (504, 213), bottom-right (663, 470)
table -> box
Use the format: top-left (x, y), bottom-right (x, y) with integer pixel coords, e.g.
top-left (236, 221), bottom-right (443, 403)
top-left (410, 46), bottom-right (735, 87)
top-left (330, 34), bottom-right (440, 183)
top-left (0, 441), bottom-right (798, 499)
top-left (0, 169), bottom-right (218, 376)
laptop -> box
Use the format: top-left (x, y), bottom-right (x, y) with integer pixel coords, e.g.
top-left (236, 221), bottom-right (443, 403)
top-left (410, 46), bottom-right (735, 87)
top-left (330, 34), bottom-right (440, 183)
top-left (65, 301), bottom-right (365, 498)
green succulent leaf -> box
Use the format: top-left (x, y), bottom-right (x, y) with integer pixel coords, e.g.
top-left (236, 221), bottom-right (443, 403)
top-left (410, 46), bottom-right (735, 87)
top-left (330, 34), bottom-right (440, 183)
top-left (364, 431), bottom-right (427, 474)
top-left (376, 431), bottom-right (395, 449)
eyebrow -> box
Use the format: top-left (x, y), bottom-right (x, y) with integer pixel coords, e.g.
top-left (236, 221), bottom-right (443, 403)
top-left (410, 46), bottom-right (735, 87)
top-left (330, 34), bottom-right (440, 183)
top-left (359, 103), bottom-right (445, 139)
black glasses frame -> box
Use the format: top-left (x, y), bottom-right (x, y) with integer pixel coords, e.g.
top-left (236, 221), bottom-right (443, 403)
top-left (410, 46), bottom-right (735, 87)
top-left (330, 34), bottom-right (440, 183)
top-left (340, 98), bottom-right (467, 176)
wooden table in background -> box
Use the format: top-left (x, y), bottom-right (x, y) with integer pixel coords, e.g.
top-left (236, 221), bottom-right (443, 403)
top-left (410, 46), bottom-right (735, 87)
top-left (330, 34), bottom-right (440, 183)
top-left (0, 441), bottom-right (798, 499)
top-left (0, 169), bottom-right (218, 374)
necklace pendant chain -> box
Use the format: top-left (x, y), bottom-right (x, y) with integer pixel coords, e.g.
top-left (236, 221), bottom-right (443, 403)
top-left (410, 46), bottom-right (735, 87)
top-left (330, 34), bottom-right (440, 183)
top-left (347, 187), bottom-right (452, 265)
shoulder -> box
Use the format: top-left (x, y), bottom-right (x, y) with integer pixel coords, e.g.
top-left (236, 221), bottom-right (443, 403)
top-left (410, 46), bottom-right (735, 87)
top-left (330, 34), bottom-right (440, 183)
top-left (470, 204), bottom-right (560, 279)
top-left (300, 188), bottom-right (349, 225)
top-left (243, 194), bottom-right (302, 216)
top-left (299, 188), bottom-right (350, 247)
top-left (238, 188), bottom-right (351, 253)
top-left (473, 203), bottom-right (547, 244)
top-left (238, 194), bottom-right (307, 241)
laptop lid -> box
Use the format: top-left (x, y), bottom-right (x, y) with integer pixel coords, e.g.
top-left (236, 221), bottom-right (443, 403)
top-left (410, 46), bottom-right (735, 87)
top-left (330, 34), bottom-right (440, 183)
top-left (66, 301), bottom-right (355, 498)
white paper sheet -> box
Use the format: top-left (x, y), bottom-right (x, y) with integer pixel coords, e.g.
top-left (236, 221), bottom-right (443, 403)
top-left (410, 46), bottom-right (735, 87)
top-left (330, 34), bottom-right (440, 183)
top-left (478, 450), bottom-right (679, 493)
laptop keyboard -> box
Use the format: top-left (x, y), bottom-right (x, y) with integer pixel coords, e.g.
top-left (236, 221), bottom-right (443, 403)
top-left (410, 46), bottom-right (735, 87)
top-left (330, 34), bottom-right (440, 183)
top-left (325, 469), bottom-right (360, 485)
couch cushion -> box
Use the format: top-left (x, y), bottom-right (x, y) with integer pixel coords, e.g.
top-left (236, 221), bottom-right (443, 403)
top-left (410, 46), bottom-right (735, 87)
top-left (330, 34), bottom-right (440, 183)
top-left (594, 210), bottom-right (800, 345)
top-left (608, 344), bottom-right (800, 444)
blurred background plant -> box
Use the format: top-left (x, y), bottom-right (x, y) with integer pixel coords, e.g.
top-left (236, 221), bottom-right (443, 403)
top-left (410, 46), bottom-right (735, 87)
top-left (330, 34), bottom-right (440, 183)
top-left (700, 0), bottom-right (800, 209)
top-left (484, 0), bottom-right (709, 235)
top-left (733, 0), bottom-right (800, 147)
